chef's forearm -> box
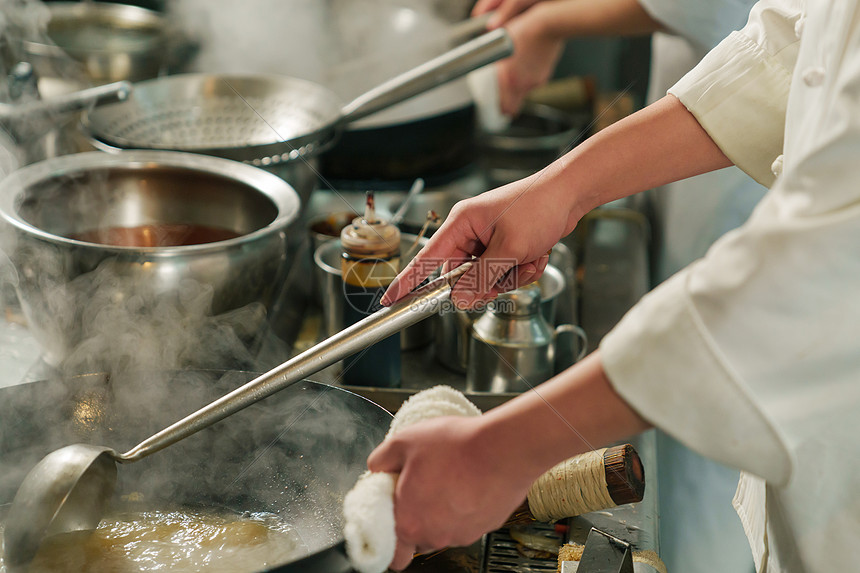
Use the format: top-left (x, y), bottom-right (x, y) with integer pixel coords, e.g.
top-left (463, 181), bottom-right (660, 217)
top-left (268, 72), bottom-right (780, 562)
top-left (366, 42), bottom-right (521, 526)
top-left (539, 94), bottom-right (733, 228)
top-left (527, 0), bottom-right (664, 39)
top-left (475, 350), bottom-right (651, 478)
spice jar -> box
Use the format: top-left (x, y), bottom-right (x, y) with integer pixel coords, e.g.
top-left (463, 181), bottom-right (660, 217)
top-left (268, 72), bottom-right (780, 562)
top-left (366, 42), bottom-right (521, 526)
top-left (339, 192), bottom-right (401, 387)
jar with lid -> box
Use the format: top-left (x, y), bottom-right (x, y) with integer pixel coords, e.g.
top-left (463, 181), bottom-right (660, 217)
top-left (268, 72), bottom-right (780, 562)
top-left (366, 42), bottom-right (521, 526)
top-left (339, 192), bottom-right (401, 387)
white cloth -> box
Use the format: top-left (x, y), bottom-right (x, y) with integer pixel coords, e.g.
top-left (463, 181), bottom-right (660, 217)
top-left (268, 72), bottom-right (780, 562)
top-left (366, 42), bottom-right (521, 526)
top-left (343, 386), bottom-right (482, 573)
top-left (467, 64), bottom-right (512, 133)
top-left (602, 0), bottom-right (860, 571)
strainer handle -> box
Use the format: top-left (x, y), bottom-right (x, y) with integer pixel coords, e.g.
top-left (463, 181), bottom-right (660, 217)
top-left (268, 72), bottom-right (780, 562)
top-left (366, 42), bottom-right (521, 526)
top-left (0, 81), bottom-right (132, 124)
top-left (338, 28), bottom-right (513, 126)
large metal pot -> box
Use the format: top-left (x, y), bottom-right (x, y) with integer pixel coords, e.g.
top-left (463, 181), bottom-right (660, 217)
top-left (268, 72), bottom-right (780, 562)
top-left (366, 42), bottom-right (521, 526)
top-left (0, 370), bottom-right (392, 572)
top-left (0, 151), bottom-right (301, 367)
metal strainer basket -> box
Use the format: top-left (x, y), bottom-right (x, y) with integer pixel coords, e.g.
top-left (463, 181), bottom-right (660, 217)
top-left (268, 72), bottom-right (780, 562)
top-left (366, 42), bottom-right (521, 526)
top-left (85, 29), bottom-right (513, 166)
top-left (86, 74), bottom-right (341, 164)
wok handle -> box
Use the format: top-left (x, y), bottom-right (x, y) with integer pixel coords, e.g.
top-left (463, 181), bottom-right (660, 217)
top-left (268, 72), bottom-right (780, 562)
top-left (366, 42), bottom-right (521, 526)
top-left (338, 28), bottom-right (513, 126)
top-left (513, 444), bottom-right (645, 524)
top-left (118, 264), bottom-right (473, 463)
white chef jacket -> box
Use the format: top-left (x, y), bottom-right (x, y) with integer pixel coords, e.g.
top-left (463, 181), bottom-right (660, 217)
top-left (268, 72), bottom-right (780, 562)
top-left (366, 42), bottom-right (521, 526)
top-left (636, 2), bottom-right (761, 572)
top-left (601, 0), bottom-right (860, 571)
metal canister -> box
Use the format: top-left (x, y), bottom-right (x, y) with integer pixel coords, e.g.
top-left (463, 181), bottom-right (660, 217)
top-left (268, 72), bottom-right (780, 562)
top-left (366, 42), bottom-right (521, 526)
top-left (339, 192), bottom-right (401, 387)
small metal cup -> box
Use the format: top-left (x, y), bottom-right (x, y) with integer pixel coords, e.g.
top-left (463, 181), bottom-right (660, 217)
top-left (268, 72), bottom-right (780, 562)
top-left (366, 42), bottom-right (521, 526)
top-left (308, 211), bottom-right (356, 306)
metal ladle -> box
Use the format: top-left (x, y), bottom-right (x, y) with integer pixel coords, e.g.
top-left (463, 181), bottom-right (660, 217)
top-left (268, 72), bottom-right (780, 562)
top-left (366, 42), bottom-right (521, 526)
top-left (2, 263), bottom-right (471, 569)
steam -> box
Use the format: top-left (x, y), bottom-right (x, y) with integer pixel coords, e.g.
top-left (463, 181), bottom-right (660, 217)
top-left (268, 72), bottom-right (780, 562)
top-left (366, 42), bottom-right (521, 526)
top-left (0, 2), bottom-right (400, 567)
top-left (167, 0), bottom-right (471, 125)
top-left (57, 263), bottom-right (266, 376)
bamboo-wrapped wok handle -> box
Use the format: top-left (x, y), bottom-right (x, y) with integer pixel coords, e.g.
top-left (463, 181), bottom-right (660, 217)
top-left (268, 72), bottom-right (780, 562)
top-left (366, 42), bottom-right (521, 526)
top-left (506, 444), bottom-right (645, 526)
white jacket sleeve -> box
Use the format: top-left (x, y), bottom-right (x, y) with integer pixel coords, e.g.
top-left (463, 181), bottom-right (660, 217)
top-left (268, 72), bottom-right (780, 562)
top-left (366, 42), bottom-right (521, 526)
top-left (601, 0), bottom-right (812, 487)
top-left (668, 0), bottom-right (803, 186)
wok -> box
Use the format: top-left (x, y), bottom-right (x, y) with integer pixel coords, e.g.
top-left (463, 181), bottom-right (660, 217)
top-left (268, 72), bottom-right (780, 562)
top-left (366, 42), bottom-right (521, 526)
top-left (0, 371), bottom-right (392, 572)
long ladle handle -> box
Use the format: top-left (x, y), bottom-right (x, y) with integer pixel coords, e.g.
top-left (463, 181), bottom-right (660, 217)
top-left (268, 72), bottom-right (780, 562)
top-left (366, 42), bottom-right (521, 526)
top-left (118, 264), bottom-right (473, 462)
top-left (338, 28), bottom-right (513, 125)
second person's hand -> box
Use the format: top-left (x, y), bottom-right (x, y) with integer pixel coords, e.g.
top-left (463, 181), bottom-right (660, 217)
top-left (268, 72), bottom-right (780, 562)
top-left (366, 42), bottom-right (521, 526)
top-left (471, 0), bottom-right (561, 115)
top-left (472, 0), bottom-right (543, 29)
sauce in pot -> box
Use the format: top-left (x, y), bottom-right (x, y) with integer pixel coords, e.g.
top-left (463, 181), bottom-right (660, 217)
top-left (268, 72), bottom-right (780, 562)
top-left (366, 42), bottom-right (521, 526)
top-left (0, 509), bottom-right (303, 573)
top-left (70, 224), bottom-right (242, 247)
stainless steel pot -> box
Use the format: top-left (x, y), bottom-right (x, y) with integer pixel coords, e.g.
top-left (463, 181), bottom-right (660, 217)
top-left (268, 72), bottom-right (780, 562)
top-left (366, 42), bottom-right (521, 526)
top-left (435, 263), bottom-right (568, 373)
top-left (0, 151), bottom-right (301, 367)
top-left (477, 103), bottom-right (592, 187)
top-left (21, 2), bottom-right (197, 84)
top-left (466, 284), bottom-right (587, 393)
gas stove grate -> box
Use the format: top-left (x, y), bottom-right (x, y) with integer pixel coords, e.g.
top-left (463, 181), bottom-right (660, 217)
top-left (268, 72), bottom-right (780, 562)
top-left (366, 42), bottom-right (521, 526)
top-left (482, 524), bottom-right (563, 573)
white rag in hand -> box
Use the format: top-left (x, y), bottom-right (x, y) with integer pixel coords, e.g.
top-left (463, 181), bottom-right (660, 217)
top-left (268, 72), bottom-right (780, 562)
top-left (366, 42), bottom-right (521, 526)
top-left (467, 64), bottom-right (512, 133)
top-left (343, 386), bottom-right (482, 573)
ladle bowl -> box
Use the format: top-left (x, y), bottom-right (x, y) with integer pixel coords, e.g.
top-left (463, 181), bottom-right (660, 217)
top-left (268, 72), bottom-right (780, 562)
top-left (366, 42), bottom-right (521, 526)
top-left (3, 445), bottom-right (115, 568)
top-left (2, 264), bottom-right (471, 569)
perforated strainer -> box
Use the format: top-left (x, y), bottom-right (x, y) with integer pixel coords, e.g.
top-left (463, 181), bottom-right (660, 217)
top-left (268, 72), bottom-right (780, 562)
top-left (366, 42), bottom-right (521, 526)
top-left (84, 28), bottom-right (512, 165)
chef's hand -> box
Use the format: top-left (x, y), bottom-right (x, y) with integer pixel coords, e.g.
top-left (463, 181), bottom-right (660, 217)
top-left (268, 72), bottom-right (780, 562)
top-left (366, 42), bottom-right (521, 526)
top-left (498, 9), bottom-right (565, 115)
top-left (367, 416), bottom-right (542, 571)
top-left (380, 171), bottom-right (577, 309)
top-left (472, 0), bottom-right (563, 115)
top-left (472, 0), bottom-right (542, 29)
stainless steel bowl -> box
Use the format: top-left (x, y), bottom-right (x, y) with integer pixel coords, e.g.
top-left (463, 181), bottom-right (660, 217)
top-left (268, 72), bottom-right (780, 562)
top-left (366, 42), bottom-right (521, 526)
top-left (0, 151), bottom-right (300, 366)
top-left (21, 2), bottom-right (195, 84)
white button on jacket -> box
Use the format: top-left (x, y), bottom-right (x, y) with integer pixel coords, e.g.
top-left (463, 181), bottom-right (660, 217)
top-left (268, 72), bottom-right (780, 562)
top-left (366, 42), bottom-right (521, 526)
top-left (802, 66), bottom-right (826, 86)
top-left (770, 154), bottom-right (784, 177)
top-left (794, 13), bottom-right (805, 37)
top-left (600, 1), bottom-right (860, 571)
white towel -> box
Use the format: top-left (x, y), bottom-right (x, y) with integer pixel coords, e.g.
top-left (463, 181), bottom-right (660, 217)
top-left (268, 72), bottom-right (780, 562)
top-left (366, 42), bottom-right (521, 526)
top-left (343, 386), bottom-right (482, 573)
top-left (467, 64), bottom-right (512, 133)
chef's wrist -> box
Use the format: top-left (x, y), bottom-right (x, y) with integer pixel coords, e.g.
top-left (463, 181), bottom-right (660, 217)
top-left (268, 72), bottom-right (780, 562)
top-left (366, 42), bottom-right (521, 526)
top-left (529, 158), bottom-right (594, 237)
top-left (474, 400), bottom-right (566, 487)
top-left (525, 1), bottom-right (570, 42)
